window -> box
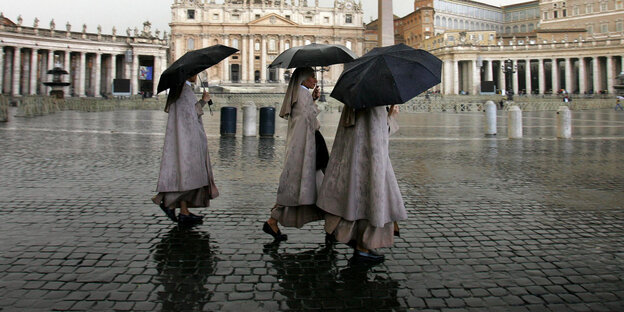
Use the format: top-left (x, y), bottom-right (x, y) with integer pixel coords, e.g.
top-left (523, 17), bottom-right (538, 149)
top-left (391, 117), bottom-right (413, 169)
top-left (187, 38), bottom-right (195, 50)
top-left (554, 11), bottom-right (558, 18)
top-left (254, 41), bottom-right (260, 51)
top-left (346, 40), bottom-right (352, 50)
top-left (285, 41), bottom-right (290, 50)
top-left (187, 9), bottom-right (195, 20)
top-left (587, 24), bottom-right (594, 33)
top-left (212, 14), bottom-right (219, 21)
top-left (304, 16), bottom-right (312, 23)
top-left (601, 2), bottom-right (608, 11)
top-left (573, 6), bottom-right (579, 16)
top-left (489, 34), bottom-right (495, 41)
top-left (521, 24), bottom-right (526, 32)
top-left (563, 9), bottom-right (566, 17)
top-left (448, 35), bottom-right (455, 41)
top-left (269, 39), bottom-right (276, 51)
top-left (232, 14), bottom-right (240, 21)
top-left (601, 23), bottom-right (608, 33)
top-left (345, 14), bottom-right (353, 24)
top-left (544, 12), bottom-right (548, 19)
top-left (285, 15), bottom-right (291, 20)
top-left (528, 23), bottom-right (534, 32)
top-left (255, 14), bottom-right (261, 20)
top-left (323, 17), bottom-right (329, 24)
top-left (586, 4), bottom-right (593, 13)
top-left (305, 39), bottom-right (311, 45)
top-left (617, 1), bottom-right (623, 9)
top-left (616, 21), bottom-right (623, 32)
top-left (232, 39), bottom-right (239, 49)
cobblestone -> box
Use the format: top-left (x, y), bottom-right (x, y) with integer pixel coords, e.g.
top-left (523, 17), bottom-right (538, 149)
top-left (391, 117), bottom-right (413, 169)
top-left (0, 109), bottom-right (623, 311)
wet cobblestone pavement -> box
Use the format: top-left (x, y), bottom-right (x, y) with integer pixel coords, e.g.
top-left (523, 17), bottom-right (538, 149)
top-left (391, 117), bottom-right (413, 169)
top-left (0, 109), bottom-right (623, 311)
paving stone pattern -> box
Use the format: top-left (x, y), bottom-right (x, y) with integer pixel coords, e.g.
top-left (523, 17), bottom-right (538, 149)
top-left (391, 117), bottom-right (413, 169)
top-left (0, 109), bottom-right (623, 311)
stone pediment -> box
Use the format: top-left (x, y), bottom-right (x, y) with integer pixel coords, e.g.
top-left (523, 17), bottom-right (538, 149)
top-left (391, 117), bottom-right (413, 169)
top-left (248, 13), bottom-right (298, 26)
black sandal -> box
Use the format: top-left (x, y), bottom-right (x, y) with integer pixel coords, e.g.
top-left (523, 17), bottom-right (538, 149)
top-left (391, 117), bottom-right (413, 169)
top-left (263, 222), bottom-right (288, 241)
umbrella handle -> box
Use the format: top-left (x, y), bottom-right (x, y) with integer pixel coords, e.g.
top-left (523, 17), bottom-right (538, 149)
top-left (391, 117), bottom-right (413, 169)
top-left (197, 75), bottom-right (213, 116)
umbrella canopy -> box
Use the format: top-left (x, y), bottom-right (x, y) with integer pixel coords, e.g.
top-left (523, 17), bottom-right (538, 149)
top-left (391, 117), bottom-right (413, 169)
top-left (157, 45), bottom-right (238, 93)
top-left (268, 43), bottom-right (357, 69)
top-left (330, 44), bottom-right (442, 109)
top-left (47, 68), bottom-right (69, 75)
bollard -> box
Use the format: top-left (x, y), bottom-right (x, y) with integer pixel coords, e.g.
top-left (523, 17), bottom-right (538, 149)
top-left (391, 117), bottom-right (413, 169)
top-left (507, 105), bottom-right (523, 139)
top-left (556, 106), bottom-right (572, 139)
top-left (259, 106), bottom-right (276, 138)
top-left (484, 100), bottom-right (497, 135)
top-left (220, 106), bottom-right (237, 136)
top-left (243, 102), bottom-right (257, 137)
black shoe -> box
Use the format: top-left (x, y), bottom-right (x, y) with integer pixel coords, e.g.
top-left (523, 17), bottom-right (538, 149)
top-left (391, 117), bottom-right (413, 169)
top-left (352, 249), bottom-right (385, 263)
top-left (178, 213), bottom-right (203, 226)
top-left (346, 240), bottom-right (357, 248)
top-left (188, 213), bottom-right (203, 220)
top-left (325, 233), bottom-right (337, 244)
top-left (263, 222), bottom-right (288, 241)
top-left (159, 202), bottom-right (177, 222)
top-left (394, 230), bottom-right (400, 237)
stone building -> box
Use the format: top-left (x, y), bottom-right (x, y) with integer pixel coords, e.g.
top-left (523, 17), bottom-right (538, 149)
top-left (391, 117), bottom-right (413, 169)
top-left (0, 14), bottom-right (169, 97)
top-left (169, 0), bottom-right (365, 85)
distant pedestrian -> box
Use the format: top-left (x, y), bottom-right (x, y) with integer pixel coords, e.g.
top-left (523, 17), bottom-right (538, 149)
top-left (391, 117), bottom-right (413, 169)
top-left (152, 74), bottom-right (219, 226)
top-left (616, 96), bottom-right (624, 111)
top-left (263, 67), bottom-right (327, 241)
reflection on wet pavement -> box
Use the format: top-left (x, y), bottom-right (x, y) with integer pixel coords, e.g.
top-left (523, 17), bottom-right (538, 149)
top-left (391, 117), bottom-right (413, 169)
top-left (0, 109), bottom-right (622, 311)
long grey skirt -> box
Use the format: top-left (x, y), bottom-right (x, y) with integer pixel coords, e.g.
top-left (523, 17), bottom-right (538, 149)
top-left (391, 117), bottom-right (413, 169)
top-left (324, 214), bottom-right (395, 250)
top-left (152, 186), bottom-right (212, 209)
top-left (271, 204), bottom-right (324, 229)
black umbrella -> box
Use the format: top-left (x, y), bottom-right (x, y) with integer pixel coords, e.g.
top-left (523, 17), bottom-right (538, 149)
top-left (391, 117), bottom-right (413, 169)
top-left (157, 45), bottom-right (238, 93)
top-left (47, 68), bottom-right (69, 75)
top-left (268, 43), bottom-right (357, 69)
top-left (330, 44), bottom-right (442, 109)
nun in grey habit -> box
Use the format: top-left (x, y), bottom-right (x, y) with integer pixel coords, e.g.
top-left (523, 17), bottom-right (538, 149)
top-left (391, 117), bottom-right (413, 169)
top-left (263, 67), bottom-right (325, 241)
top-left (152, 74), bottom-right (219, 226)
top-left (316, 105), bottom-right (406, 262)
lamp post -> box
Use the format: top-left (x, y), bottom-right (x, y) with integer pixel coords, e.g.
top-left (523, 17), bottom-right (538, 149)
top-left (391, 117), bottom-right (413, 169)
top-left (502, 59), bottom-right (516, 100)
top-left (317, 66), bottom-right (328, 102)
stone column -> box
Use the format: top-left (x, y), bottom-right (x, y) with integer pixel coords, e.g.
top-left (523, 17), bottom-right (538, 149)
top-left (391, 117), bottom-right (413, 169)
top-left (538, 59), bottom-right (545, 95)
top-left (485, 60), bottom-right (493, 81)
top-left (512, 59), bottom-right (519, 95)
top-left (249, 36), bottom-right (255, 82)
top-left (12, 47), bottom-right (22, 97)
top-left (110, 54), bottom-right (117, 93)
top-left (222, 36), bottom-right (230, 82)
top-left (592, 56), bottom-right (600, 93)
top-left (564, 57), bottom-right (573, 93)
top-left (452, 60), bottom-right (459, 95)
top-left (260, 35), bottom-right (267, 83)
top-left (578, 57), bottom-right (586, 94)
top-left (606, 55), bottom-right (615, 94)
top-left (442, 60), bottom-right (451, 94)
top-left (0, 46), bottom-right (4, 94)
top-left (242, 35), bottom-right (248, 83)
top-left (29, 49), bottom-right (38, 95)
top-left (471, 59), bottom-right (480, 95)
top-left (78, 52), bottom-right (86, 97)
top-left (45, 50), bottom-right (54, 94)
top-left (525, 59), bottom-right (532, 95)
top-left (132, 52), bottom-right (139, 95)
top-left (64, 51), bottom-right (71, 96)
top-left (94, 53), bottom-right (102, 97)
top-left (278, 35), bottom-right (285, 83)
top-left (378, 0), bottom-right (394, 47)
top-left (551, 58), bottom-right (559, 95)
top-left (153, 55), bottom-right (160, 95)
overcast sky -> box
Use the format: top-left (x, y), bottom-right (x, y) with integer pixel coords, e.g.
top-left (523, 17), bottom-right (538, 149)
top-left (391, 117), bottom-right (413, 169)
top-left (2, 0), bottom-right (525, 35)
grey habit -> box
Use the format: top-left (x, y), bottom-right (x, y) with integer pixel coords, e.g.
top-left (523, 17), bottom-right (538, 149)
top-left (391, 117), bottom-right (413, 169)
top-left (317, 106), bottom-right (406, 249)
top-left (153, 83), bottom-right (219, 208)
top-left (271, 68), bottom-right (324, 228)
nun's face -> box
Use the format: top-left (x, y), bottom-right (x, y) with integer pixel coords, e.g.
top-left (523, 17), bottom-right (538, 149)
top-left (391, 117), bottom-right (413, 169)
top-left (187, 75), bottom-right (198, 83)
top-left (301, 75), bottom-right (317, 89)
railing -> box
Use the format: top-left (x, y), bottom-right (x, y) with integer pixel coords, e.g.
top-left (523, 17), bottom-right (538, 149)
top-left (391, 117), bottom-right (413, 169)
top-left (0, 95), bottom-right (9, 121)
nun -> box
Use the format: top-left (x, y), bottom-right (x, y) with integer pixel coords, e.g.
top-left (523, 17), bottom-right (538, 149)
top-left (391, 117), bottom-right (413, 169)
top-left (263, 67), bottom-right (327, 241)
top-left (316, 105), bottom-right (406, 262)
top-left (152, 74), bottom-right (219, 226)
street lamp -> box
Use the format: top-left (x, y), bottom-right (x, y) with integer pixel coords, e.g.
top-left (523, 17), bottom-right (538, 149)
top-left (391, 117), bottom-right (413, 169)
top-left (502, 59), bottom-right (516, 100)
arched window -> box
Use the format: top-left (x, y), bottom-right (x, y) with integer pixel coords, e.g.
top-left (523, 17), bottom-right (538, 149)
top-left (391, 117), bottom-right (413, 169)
top-left (505, 26), bottom-right (511, 33)
top-left (442, 17), bottom-right (447, 28)
top-left (269, 39), bottom-right (276, 51)
top-left (346, 40), bottom-right (352, 50)
top-left (436, 16), bottom-right (440, 26)
top-left (453, 19), bottom-right (458, 29)
top-left (520, 24), bottom-right (526, 32)
top-left (528, 23), bottom-right (534, 32)
top-left (285, 41), bottom-right (290, 50)
top-left (187, 38), bottom-right (195, 50)
top-left (513, 25), bottom-right (519, 33)
top-left (255, 40), bottom-right (260, 51)
top-left (232, 39), bottom-right (239, 49)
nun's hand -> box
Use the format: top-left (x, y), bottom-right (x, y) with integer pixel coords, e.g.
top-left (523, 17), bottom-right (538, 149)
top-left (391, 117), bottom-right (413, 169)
top-left (312, 86), bottom-right (320, 101)
top-left (202, 91), bottom-right (211, 102)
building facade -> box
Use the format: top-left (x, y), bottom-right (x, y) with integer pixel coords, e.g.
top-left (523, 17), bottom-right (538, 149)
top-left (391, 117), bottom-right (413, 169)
top-left (170, 0), bottom-right (365, 85)
top-left (0, 15), bottom-right (169, 97)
